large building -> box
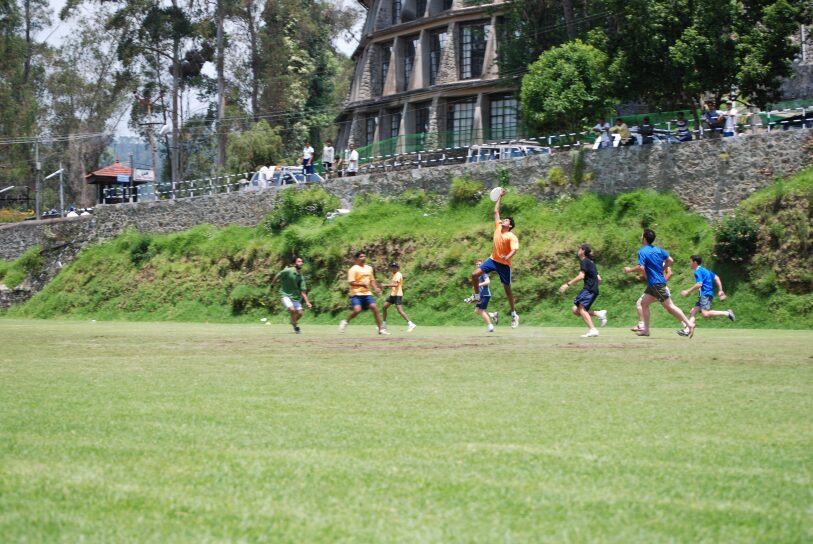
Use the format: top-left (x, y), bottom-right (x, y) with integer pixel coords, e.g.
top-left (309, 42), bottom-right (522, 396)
top-left (337, 0), bottom-right (519, 159)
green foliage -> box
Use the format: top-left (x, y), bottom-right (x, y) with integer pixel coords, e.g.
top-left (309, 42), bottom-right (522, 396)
top-left (129, 234), bottom-right (155, 266)
top-left (545, 167), bottom-right (568, 187)
top-left (0, 246), bottom-right (43, 289)
top-left (449, 177), bottom-right (484, 206)
top-left (714, 215), bottom-right (759, 263)
top-left (496, 165), bottom-right (511, 187)
top-left (226, 120), bottom-right (284, 174)
top-left (262, 186), bottom-right (341, 232)
top-left (520, 40), bottom-right (614, 135)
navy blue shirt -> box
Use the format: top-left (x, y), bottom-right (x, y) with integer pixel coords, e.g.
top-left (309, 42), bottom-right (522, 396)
top-left (479, 273), bottom-right (491, 297)
top-left (638, 245), bottom-right (670, 285)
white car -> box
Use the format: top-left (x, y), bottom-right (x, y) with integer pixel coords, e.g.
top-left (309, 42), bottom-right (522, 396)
top-left (245, 166), bottom-right (324, 191)
top-left (467, 143), bottom-right (551, 163)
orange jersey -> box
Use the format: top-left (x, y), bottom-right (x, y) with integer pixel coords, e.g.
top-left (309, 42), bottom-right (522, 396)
top-left (389, 271), bottom-right (403, 297)
top-left (491, 220), bottom-right (519, 266)
top-left (348, 264), bottom-right (375, 296)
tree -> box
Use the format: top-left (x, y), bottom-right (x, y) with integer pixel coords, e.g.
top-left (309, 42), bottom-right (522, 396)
top-left (520, 40), bottom-right (614, 136)
top-left (225, 119), bottom-right (283, 174)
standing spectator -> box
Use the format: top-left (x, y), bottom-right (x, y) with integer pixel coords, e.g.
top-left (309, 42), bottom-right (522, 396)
top-left (302, 142), bottom-right (315, 176)
top-left (675, 111), bottom-right (692, 142)
top-left (722, 102), bottom-right (738, 137)
top-left (609, 118), bottom-right (634, 146)
top-left (592, 117), bottom-right (611, 148)
top-left (639, 116), bottom-right (655, 144)
top-left (703, 101), bottom-right (723, 137)
top-left (321, 140), bottom-right (335, 179)
top-left (346, 143), bottom-right (359, 176)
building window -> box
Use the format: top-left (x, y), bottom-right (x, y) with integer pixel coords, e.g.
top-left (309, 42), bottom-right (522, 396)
top-left (446, 97), bottom-right (476, 147)
top-left (415, 0), bottom-right (427, 18)
top-left (389, 110), bottom-right (402, 139)
top-left (429, 29), bottom-right (446, 86)
top-left (403, 35), bottom-right (419, 90)
top-left (392, 0), bottom-right (401, 25)
top-left (365, 115), bottom-right (377, 146)
top-left (380, 43), bottom-right (392, 94)
top-left (490, 93), bottom-right (519, 140)
top-left (460, 22), bottom-right (490, 80)
top-left (413, 101), bottom-right (431, 148)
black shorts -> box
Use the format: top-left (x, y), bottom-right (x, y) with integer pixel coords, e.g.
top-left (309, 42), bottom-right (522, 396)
top-left (387, 295), bottom-right (403, 305)
top-left (573, 289), bottom-right (598, 310)
top-left (645, 283), bottom-right (671, 302)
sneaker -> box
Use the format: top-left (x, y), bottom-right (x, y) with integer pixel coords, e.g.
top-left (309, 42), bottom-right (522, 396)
top-left (378, 328), bottom-right (391, 336)
top-left (381, 320), bottom-right (388, 329)
top-left (407, 322), bottom-right (417, 332)
top-left (464, 293), bottom-right (480, 304)
top-left (580, 329), bottom-right (599, 338)
top-left (338, 320), bottom-right (348, 332)
top-left (489, 312), bottom-right (499, 325)
top-left (595, 310), bottom-right (608, 327)
top-left (727, 309), bottom-right (735, 322)
top-left (511, 312), bottom-right (519, 328)
top-left (294, 325), bottom-right (301, 334)
top-left (635, 331), bottom-right (650, 337)
top-left (676, 329), bottom-right (689, 337)
top-left (487, 324), bottom-right (494, 332)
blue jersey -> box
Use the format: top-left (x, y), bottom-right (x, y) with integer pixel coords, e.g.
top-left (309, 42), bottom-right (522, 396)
top-left (694, 266), bottom-right (717, 297)
top-left (638, 245), bottom-right (670, 285)
top-left (479, 273), bottom-right (491, 297)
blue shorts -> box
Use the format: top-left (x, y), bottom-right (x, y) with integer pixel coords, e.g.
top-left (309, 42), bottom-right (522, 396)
top-left (694, 295), bottom-right (713, 311)
top-left (476, 295), bottom-right (491, 310)
top-left (573, 289), bottom-right (598, 310)
top-left (479, 258), bottom-right (512, 285)
top-left (350, 295), bottom-right (376, 309)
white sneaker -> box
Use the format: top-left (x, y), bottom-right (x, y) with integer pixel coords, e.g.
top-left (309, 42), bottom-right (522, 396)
top-left (381, 321), bottom-right (387, 329)
top-left (489, 312), bottom-right (499, 325)
top-left (511, 312), bottom-right (519, 328)
top-left (407, 322), bottom-right (416, 332)
top-left (581, 329), bottom-right (599, 338)
top-left (464, 293), bottom-right (480, 304)
top-left (487, 325), bottom-right (494, 332)
top-left (379, 328), bottom-right (391, 336)
top-left (338, 320), bottom-right (348, 332)
top-left (596, 310), bottom-right (608, 327)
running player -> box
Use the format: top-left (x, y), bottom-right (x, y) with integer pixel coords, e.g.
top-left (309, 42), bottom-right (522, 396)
top-left (381, 262), bottom-right (417, 332)
top-left (339, 251), bottom-right (389, 335)
top-left (559, 244), bottom-right (608, 337)
top-left (678, 255), bottom-right (735, 336)
top-left (465, 188), bottom-right (520, 328)
top-left (271, 256), bottom-right (312, 334)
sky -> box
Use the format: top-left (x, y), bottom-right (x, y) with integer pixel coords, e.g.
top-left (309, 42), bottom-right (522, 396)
top-left (40, 0), bottom-right (363, 137)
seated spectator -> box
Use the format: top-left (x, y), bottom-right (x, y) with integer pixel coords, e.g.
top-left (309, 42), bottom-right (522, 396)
top-left (675, 111), bottom-right (693, 142)
top-left (639, 116), bottom-right (655, 144)
top-left (703, 101), bottom-right (724, 136)
top-left (609, 118), bottom-right (634, 146)
top-left (592, 117), bottom-right (611, 148)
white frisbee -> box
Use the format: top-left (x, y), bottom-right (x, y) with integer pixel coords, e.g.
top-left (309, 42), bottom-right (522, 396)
top-left (489, 186), bottom-right (504, 202)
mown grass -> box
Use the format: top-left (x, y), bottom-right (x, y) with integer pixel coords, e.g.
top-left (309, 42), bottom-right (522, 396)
top-left (3, 172), bottom-right (812, 328)
top-left (0, 319), bottom-right (811, 542)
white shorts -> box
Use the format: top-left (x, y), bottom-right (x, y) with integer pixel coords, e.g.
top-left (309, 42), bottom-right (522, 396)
top-left (281, 296), bottom-right (302, 311)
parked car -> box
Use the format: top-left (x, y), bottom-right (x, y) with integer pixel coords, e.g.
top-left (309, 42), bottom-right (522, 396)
top-left (245, 166), bottom-right (324, 191)
top-left (467, 143), bottom-right (551, 163)
top-left (629, 128), bottom-right (682, 145)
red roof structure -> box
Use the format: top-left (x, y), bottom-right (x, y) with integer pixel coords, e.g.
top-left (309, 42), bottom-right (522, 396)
top-left (85, 160), bottom-right (146, 204)
top-left (85, 160), bottom-right (143, 185)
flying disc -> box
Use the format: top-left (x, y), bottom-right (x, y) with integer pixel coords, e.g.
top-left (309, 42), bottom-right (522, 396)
top-left (489, 187), bottom-right (504, 202)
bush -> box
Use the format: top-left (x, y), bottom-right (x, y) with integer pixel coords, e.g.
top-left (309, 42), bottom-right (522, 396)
top-left (229, 284), bottom-right (267, 314)
top-left (449, 177), bottom-right (484, 206)
top-left (714, 214), bottom-right (758, 263)
top-left (0, 246), bottom-right (42, 288)
top-left (129, 234), bottom-right (155, 266)
top-left (545, 166), bottom-right (568, 187)
top-left (0, 209), bottom-right (32, 223)
top-left (263, 187), bottom-right (341, 232)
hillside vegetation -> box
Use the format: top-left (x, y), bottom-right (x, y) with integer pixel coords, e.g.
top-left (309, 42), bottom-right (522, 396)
top-left (4, 170), bottom-right (813, 329)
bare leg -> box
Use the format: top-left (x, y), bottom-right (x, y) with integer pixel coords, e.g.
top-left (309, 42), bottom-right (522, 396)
top-left (640, 294), bottom-right (656, 332)
top-left (382, 301), bottom-right (391, 321)
top-left (396, 304), bottom-right (411, 323)
top-left (345, 305), bottom-right (362, 323)
top-left (662, 298), bottom-right (692, 329)
top-left (503, 283), bottom-right (517, 313)
top-left (369, 304), bottom-right (384, 329)
top-left (471, 267), bottom-right (485, 293)
top-left (475, 308), bottom-right (492, 326)
top-left (578, 306), bottom-right (596, 330)
top-left (701, 309), bottom-right (730, 319)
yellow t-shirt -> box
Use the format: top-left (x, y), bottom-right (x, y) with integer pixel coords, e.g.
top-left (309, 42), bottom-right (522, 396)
top-left (389, 271), bottom-right (403, 297)
top-left (348, 264), bottom-right (375, 296)
top-left (492, 220), bottom-right (519, 266)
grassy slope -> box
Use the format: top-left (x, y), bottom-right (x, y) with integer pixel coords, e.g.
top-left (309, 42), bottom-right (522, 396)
top-left (1, 320), bottom-right (811, 542)
top-left (4, 170), bottom-right (812, 328)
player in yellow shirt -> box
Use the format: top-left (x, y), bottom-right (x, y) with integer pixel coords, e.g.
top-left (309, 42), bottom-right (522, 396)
top-left (465, 188), bottom-right (520, 328)
top-left (339, 251), bottom-right (389, 335)
top-left (381, 262), bottom-right (416, 332)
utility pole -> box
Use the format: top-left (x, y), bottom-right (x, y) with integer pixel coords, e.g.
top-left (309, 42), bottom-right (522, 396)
top-left (129, 153), bottom-right (135, 203)
top-left (34, 138), bottom-right (41, 220)
top-left (58, 162), bottom-right (64, 217)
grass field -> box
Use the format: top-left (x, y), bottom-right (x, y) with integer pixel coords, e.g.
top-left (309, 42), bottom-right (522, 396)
top-left (1, 318), bottom-right (812, 543)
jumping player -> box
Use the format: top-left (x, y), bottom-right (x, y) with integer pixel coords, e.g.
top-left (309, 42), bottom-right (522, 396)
top-left (339, 251), bottom-right (389, 335)
top-left (678, 255), bottom-right (735, 336)
top-left (271, 256), bottom-right (312, 334)
top-left (381, 262), bottom-right (417, 332)
top-left (623, 229), bottom-right (694, 337)
top-left (465, 188), bottom-right (520, 328)
top-left (559, 244), bottom-right (608, 337)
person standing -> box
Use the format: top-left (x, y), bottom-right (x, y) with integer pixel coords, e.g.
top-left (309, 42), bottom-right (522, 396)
top-left (622, 229), bottom-right (694, 337)
top-left (678, 255), bottom-right (735, 336)
top-left (465, 188), bottom-right (520, 328)
top-left (271, 256), bottom-right (312, 334)
top-left (675, 111), bottom-right (693, 142)
top-left (559, 244), bottom-right (608, 338)
top-left (639, 116), bottom-right (655, 144)
top-left (592, 117), bottom-right (611, 148)
top-left (381, 262), bottom-right (416, 332)
top-left (302, 142), bottom-right (315, 176)
top-left (321, 140), bottom-right (335, 179)
top-left (339, 251), bottom-right (389, 335)
top-left (346, 143), bottom-right (359, 176)
top-left (722, 102), bottom-right (738, 137)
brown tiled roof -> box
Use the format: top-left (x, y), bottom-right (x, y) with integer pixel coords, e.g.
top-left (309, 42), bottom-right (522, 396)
top-left (85, 161), bottom-right (133, 179)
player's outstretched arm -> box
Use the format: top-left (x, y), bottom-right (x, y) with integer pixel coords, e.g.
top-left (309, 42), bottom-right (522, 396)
top-left (560, 271), bottom-right (585, 293)
top-left (493, 188), bottom-right (506, 221)
top-left (681, 283), bottom-right (701, 297)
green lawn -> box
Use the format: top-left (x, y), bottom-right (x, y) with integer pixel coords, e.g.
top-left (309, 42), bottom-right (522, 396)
top-left (1, 319), bottom-right (812, 543)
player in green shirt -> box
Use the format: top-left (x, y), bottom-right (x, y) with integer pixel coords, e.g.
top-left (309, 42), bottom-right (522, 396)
top-left (271, 256), bottom-right (312, 334)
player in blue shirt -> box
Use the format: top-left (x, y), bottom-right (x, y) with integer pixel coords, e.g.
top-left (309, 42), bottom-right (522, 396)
top-left (623, 229), bottom-right (694, 337)
top-left (473, 259), bottom-right (498, 332)
top-left (678, 255), bottom-right (735, 336)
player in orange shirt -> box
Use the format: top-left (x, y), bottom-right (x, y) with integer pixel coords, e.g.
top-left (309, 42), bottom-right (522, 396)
top-left (465, 188), bottom-right (520, 328)
top-left (338, 251), bottom-right (389, 335)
